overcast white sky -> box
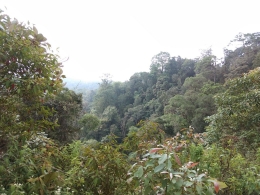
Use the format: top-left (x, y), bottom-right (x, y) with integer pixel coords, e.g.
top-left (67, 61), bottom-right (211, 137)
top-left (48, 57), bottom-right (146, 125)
top-left (1, 0), bottom-right (260, 82)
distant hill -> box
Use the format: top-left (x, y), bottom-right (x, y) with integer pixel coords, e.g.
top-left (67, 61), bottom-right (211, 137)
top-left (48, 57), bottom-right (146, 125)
top-left (63, 78), bottom-right (99, 91)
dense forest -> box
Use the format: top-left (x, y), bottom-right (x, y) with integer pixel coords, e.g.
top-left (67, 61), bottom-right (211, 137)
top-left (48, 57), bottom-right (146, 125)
top-left (1, 10), bottom-right (260, 195)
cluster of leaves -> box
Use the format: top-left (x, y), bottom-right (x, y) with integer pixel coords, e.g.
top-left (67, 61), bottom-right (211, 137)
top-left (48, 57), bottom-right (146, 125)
top-left (44, 88), bottom-right (83, 143)
top-left (0, 122), bottom-right (227, 195)
top-left (125, 125), bottom-right (226, 195)
top-left (206, 68), bottom-right (260, 151)
top-left (1, 120), bottom-right (260, 194)
top-left (0, 133), bottom-right (63, 194)
top-left (0, 10), bottom-right (64, 149)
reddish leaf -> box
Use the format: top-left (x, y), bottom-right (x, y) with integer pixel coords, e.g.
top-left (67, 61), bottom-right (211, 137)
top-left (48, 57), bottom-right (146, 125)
top-left (214, 181), bottom-right (220, 193)
top-left (187, 162), bottom-right (199, 169)
top-left (175, 145), bottom-right (183, 152)
top-left (208, 179), bottom-right (227, 192)
top-left (174, 153), bottom-right (182, 166)
top-left (150, 148), bottom-right (163, 154)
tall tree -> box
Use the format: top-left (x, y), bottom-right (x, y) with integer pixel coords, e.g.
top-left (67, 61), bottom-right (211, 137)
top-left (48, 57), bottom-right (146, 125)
top-left (44, 88), bottom-right (83, 143)
top-left (224, 32), bottom-right (260, 79)
top-left (0, 11), bottom-right (63, 148)
top-left (206, 68), bottom-right (260, 151)
top-left (150, 52), bottom-right (171, 75)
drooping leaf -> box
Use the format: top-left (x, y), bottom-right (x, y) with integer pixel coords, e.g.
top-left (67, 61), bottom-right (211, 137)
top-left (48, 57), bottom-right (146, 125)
top-left (166, 159), bottom-right (172, 170)
top-left (187, 162), bottom-right (198, 169)
top-left (174, 153), bottom-right (182, 166)
top-left (208, 179), bottom-right (227, 192)
top-left (150, 148), bottom-right (163, 153)
top-left (214, 181), bottom-right (220, 193)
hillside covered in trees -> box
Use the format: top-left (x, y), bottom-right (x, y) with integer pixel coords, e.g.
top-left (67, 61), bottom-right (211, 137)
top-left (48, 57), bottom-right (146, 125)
top-left (1, 11), bottom-right (260, 194)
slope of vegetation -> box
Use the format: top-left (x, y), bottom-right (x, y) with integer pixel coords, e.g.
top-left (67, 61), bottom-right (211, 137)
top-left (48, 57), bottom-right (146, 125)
top-left (1, 11), bottom-right (260, 194)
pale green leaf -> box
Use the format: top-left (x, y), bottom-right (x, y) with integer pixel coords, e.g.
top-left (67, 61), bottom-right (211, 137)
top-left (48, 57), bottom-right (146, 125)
top-left (158, 154), bottom-right (167, 164)
top-left (154, 163), bottom-right (165, 173)
top-left (134, 166), bottom-right (143, 178)
top-left (166, 159), bottom-right (172, 170)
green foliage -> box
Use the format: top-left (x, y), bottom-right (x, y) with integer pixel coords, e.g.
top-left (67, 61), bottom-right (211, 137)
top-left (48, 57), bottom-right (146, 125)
top-left (2, 10), bottom-right (260, 194)
top-left (197, 144), bottom-right (260, 195)
top-left (127, 127), bottom-right (226, 195)
top-left (224, 32), bottom-right (260, 79)
top-left (44, 88), bottom-right (83, 143)
top-left (80, 113), bottom-right (100, 139)
top-left (0, 133), bottom-right (64, 194)
top-left (63, 136), bottom-right (131, 195)
top-left (206, 68), bottom-right (260, 151)
top-left (162, 77), bottom-right (219, 133)
top-left (150, 52), bottom-right (171, 74)
top-left (0, 11), bottom-right (64, 148)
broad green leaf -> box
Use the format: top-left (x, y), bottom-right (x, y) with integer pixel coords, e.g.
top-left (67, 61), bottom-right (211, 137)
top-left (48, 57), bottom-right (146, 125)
top-left (162, 179), bottom-right (167, 188)
top-left (145, 160), bottom-right (154, 169)
top-left (185, 181), bottom-right (193, 187)
top-left (144, 177), bottom-right (150, 186)
top-left (150, 154), bottom-right (162, 159)
top-left (205, 187), bottom-right (214, 195)
top-left (154, 163), bottom-right (165, 173)
top-left (158, 153), bottom-right (167, 164)
top-left (196, 184), bottom-right (203, 194)
top-left (187, 170), bottom-right (196, 177)
top-left (147, 171), bottom-right (153, 179)
top-left (197, 173), bottom-right (206, 181)
top-left (134, 166), bottom-right (143, 178)
top-left (166, 159), bottom-right (172, 170)
top-left (144, 185), bottom-right (152, 195)
top-left (176, 178), bottom-right (183, 188)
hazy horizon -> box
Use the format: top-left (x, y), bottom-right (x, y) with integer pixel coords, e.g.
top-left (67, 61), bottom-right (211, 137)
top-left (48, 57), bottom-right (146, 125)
top-left (2, 0), bottom-right (259, 82)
